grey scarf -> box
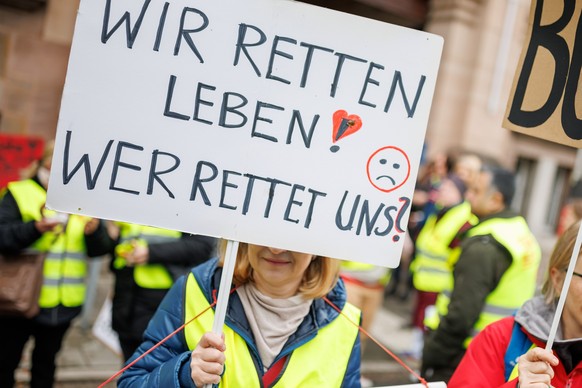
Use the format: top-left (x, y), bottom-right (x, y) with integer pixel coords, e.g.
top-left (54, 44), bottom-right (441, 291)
top-left (237, 283), bottom-right (313, 371)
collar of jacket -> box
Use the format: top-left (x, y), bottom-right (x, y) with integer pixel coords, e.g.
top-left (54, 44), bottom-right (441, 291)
top-left (476, 209), bottom-right (520, 224)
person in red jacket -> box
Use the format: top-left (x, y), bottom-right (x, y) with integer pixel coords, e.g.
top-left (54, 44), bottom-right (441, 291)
top-left (448, 220), bottom-right (582, 388)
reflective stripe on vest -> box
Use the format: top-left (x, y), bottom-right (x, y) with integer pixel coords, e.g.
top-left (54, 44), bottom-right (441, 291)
top-left (411, 202), bottom-right (476, 293)
top-left (183, 273), bottom-right (361, 387)
top-left (8, 179), bottom-right (90, 308)
top-left (115, 223), bottom-right (181, 289)
top-left (425, 217), bottom-right (541, 345)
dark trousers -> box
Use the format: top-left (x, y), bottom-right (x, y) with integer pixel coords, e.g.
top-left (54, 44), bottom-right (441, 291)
top-left (411, 290), bottom-right (438, 329)
top-left (0, 316), bottom-right (70, 388)
top-left (118, 334), bottom-right (143, 362)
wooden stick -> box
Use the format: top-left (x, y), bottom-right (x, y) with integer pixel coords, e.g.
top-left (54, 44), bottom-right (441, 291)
top-left (203, 239), bottom-right (239, 388)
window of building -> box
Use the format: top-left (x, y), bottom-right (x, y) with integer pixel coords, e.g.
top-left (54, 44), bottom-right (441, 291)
top-left (512, 157), bottom-right (535, 216)
top-left (546, 167), bottom-right (570, 228)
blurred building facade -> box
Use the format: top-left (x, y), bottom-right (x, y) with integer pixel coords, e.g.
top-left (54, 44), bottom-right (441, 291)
top-left (0, 0), bottom-right (573, 237)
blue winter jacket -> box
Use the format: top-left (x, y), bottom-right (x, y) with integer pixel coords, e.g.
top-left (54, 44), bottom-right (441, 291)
top-left (117, 258), bottom-right (362, 387)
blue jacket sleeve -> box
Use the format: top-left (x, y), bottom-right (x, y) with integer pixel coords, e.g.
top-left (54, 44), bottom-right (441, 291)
top-left (117, 275), bottom-right (195, 387)
top-left (341, 326), bottom-right (362, 387)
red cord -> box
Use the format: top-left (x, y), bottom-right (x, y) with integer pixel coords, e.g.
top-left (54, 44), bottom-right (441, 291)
top-left (323, 296), bottom-right (430, 388)
top-left (98, 290), bottom-right (429, 387)
top-left (97, 300), bottom-right (217, 388)
top-left (98, 286), bottom-right (234, 387)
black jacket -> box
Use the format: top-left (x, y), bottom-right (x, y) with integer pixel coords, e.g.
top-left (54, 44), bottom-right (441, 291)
top-left (421, 209), bottom-right (516, 381)
top-left (110, 230), bottom-right (216, 339)
top-left (0, 177), bottom-right (113, 325)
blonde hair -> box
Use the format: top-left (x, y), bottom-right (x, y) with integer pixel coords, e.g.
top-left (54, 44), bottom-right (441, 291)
top-left (542, 220), bottom-right (581, 303)
top-left (217, 240), bottom-right (340, 299)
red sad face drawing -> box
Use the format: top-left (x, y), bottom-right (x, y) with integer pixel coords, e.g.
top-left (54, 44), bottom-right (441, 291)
top-left (366, 146), bottom-right (411, 193)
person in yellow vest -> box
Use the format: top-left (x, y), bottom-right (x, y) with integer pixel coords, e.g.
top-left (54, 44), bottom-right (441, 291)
top-left (341, 260), bottom-right (391, 336)
top-left (0, 141), bottom-right (112, 388)
top-left (118, 241), bottom-right (362, 387)
top-left (421, 165), bottom-right (541, 382)
top-left (109, 222), bottom-right (215, 361)
top-left (409, 174), bottom-right (477, 360)
top-left (340, 259), bottom-right (392, 387)
top-left (448, 219), bottom-right (582, 387)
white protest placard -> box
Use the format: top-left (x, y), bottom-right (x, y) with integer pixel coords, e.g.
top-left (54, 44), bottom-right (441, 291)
top-left (47, 0), bottom-right (443, 267)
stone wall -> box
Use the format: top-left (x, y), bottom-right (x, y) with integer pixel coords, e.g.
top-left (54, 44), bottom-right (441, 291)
top-left (0, 0), bottom-right (77, 141)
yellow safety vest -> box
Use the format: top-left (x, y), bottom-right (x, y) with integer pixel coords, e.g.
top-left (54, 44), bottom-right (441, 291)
top-left (183, 273), bottom-right (361, 387)
top-left (425, 216), bottom-right (541, 348)
top-left (8, 179), bottom-right (90, 308)
top-left (114, 223), bottom-right (181, 289)
top-left (340, 261), bottom-right (391, 286)
top-left (411, 202), bottom-right (476, 292)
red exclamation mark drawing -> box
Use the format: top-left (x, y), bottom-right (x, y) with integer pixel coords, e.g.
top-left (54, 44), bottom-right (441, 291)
top-left (330, 110), bottom-right (362, 152)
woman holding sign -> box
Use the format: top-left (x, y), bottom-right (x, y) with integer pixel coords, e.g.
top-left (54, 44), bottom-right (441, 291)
top-left (448, 220), bottom-right (582, 387)
top-left (118, 241), bottom-right (362, 387)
